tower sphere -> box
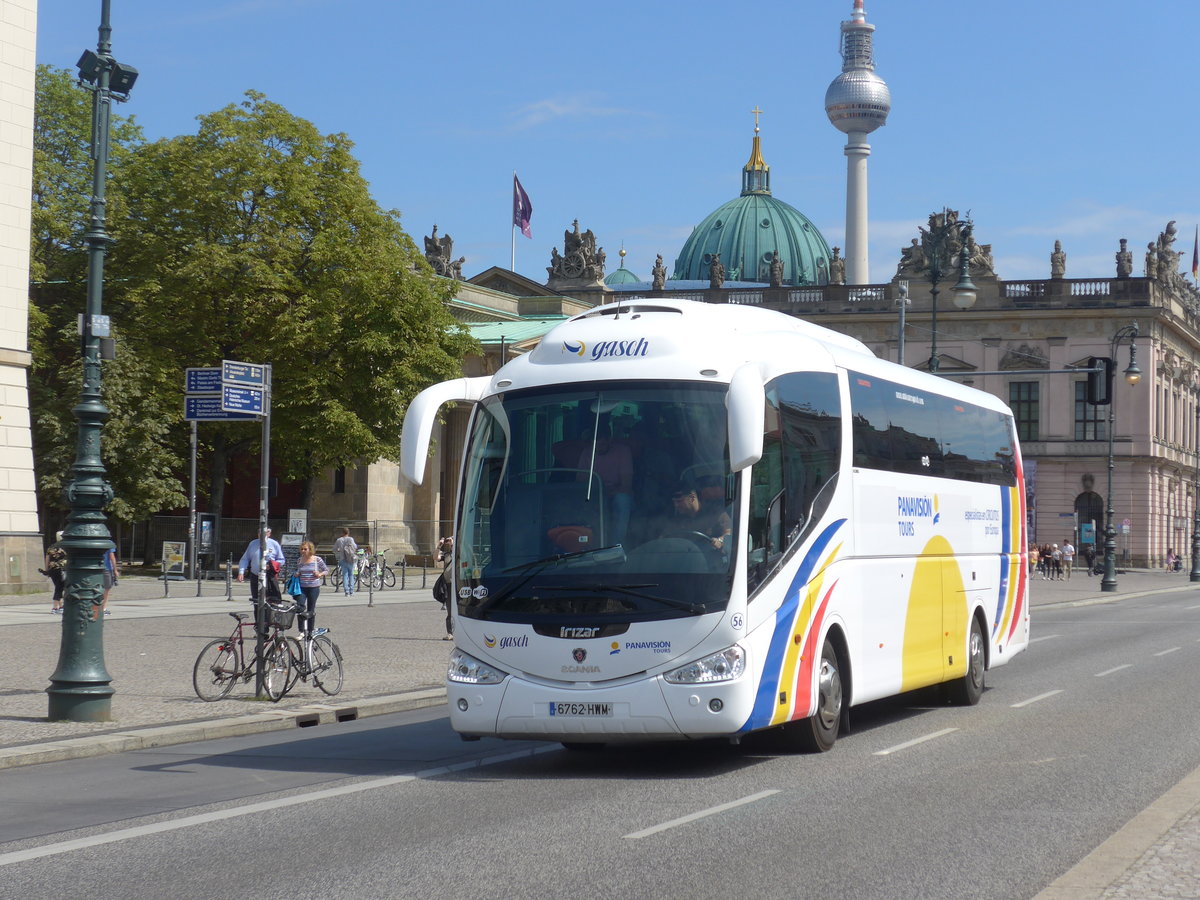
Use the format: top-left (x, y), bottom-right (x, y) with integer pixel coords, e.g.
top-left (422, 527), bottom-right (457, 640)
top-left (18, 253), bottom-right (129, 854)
top-left (824, 69), bottom-right (891, 134)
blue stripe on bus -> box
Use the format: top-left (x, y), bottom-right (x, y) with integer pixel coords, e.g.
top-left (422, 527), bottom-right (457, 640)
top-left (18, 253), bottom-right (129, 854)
top-left (993, 486), bottom-right (1011, 635)
top-left (741, 518), bottom-right (846, 732)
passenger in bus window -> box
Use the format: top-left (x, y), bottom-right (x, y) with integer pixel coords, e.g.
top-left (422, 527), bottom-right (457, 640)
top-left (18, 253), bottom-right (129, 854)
top-left (576, 416), bottom-right (633, 546)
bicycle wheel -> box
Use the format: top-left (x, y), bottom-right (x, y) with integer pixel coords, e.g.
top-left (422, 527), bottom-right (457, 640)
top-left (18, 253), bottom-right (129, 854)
top-left (381, 565), bottom-right (396, 588)
top-left (262, 637), bottom-right (292, 701)
top-left (282, 636), bottom-right (304, 695)
top-left (311, 635), bottom-right (344, 695)
top-left (193, 639), bottom-right (239, 701)
top-left (330, 566), bottom-right (342, 589)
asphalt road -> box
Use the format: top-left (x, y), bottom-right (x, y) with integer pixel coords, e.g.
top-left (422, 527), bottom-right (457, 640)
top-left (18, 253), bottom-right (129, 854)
top-left (3, 584), bottom-right (1200, 899)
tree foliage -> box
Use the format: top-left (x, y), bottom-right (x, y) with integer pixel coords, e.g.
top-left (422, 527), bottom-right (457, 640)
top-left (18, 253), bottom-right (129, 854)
top-left (107, 91), bottom-right (475, 508)
top-left (29, 66), bottom-right (183, 529)
top-left (30, 73), bottom-right (476, 531)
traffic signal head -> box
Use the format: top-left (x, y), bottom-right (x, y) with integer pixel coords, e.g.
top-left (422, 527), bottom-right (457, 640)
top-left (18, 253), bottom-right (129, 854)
top-left (1087, 356), bottom-right (1114, 405)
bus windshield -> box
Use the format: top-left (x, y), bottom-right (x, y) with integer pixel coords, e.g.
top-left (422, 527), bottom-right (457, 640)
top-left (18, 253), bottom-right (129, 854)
top-left (456, 381), bottom-right (737, 622)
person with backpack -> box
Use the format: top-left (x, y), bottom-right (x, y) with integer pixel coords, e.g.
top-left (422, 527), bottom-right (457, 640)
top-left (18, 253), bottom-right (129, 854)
top-left (333, 527), bottom-right (358, 597)
top-left (433, 536), bottom-right (454, 640)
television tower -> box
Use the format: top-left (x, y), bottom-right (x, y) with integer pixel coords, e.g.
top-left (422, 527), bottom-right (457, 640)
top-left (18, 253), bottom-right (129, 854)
top-left (825, 0), bottom-right (890, 285)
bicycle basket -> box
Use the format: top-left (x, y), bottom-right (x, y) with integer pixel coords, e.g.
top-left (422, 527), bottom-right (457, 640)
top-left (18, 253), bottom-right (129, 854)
top-left (267, 603), bottom-right (296, 629)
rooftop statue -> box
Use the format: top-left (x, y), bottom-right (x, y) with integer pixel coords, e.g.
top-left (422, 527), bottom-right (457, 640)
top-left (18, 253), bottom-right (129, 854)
top-left (423, 225), bottom-right (465, 280)
top-left (547, 219), bottom-right (606, 285)
top-left (1116, 238), bottom-right (1133, 278)
top-left (651, 254), bottom-right (666, 290)
top-left (709, 253), bottom-right (726, 289)
top-left (829, 246), bottom-right (845, 285)
top-left (1050, 240), bottom-right (1066, 279)
top-left (769, 250), bottom-right (784, 288)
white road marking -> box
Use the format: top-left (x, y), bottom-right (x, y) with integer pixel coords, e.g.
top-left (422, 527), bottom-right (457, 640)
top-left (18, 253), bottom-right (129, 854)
top-left (1154, 647), bottom-right (1181, 657)
top-left (1029, 634), bottom-right (1060, 643)
top-left (1011, 690), bottom-right (1064, 708)
top-left (872, 727), bottom-right (958, 756)
top-left (1186, 605), bottom-right (1200, 611)
top-left (0, 745), bottom-right (557, 867)
top-left (1095, 664), bottom-right (1133, 677)
top-left (624, 789), bottom-right (780, 839)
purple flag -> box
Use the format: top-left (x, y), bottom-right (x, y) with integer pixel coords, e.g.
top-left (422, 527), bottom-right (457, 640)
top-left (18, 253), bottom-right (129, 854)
top-left (513, 174), bottom-right (532, 239)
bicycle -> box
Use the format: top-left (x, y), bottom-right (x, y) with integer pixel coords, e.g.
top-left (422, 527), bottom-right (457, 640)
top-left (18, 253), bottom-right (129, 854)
top-left (281, 615), bottom-right (344, 697)
top-left (192, 602), bottom-right (294, 702)
top-left (363, 548), bottom-right (396, 589)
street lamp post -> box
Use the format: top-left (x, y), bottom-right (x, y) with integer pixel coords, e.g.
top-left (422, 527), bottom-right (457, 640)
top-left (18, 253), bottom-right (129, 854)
top-left (46, 1), bottom-right (137, 721)
top-left (921, 209), bottom-right (978, 372)
top-left (1190, 381), bottom-right (1200, 582)
top-left (1101, 323), bottom-right (1141, 593)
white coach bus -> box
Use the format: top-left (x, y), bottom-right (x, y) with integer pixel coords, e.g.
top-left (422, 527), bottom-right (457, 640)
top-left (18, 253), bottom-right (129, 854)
top-left (400, 299), bottom-right (1029, 751)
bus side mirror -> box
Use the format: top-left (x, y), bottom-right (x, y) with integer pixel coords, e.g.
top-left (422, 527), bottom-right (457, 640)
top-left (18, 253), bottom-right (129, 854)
top-left (728, 364), bottom-right (764, 472)
top-left (400, 376), bottom-right (490, 485)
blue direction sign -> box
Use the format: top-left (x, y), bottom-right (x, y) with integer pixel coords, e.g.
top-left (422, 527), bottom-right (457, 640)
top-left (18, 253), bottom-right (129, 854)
top-left (222, 384), bottom-right (265, 415)
top-left (185, 367), bottom-right (222, 394)
top-left (185, 394), bottom-right (256, 421)
top-left (222, 359), bottom-right (266, 387)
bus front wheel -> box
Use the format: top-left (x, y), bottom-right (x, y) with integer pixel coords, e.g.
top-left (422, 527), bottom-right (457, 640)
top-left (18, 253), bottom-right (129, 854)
top-left (784, 639), bottom-right (843, 753)
top-left (946, 616), bottom-right (985, 706)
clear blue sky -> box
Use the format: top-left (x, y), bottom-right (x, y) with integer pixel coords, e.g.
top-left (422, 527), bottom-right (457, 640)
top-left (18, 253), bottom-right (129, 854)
top-left (34, 0), bottom-right (1200, 286)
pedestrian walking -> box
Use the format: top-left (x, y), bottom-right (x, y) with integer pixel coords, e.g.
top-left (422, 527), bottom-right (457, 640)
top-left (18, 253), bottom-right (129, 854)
top-left (95, 544), bottom-right (118, 619)
top-left (1084, 544), bottom-right (1096, 576)
top-left (1051, 544), bottom-right (1063, 580)
top-left (433, 536), bottom-right (454, 640)
top-left (236, 527), bottom-right (284, 603)
top-left (333, 527), bottom-right (358, 597)
top-left (292, 540), bottom-right (328, 636)
top-left (1061, 539), bottom-right (1075, 580)
top-left (43, 531), bottom-right (67, 614)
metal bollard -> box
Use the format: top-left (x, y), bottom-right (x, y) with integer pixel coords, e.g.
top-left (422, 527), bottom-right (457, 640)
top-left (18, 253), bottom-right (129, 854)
top-left (225, 554), bottom-right (234, 601)
top-left (399, 558), bottom-right (406, 589)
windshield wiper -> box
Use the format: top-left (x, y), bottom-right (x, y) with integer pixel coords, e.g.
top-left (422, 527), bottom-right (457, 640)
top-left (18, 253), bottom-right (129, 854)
top-left (501, 544), bottom-right (626, 575)
top-left (538, 583), bottom-right (708, 613)
top-left (477, 545), bottom-right (628, 614)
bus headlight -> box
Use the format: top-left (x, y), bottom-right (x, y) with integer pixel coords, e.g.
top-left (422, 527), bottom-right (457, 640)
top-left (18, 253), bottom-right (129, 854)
top-left (447, 648), bottom-right (508, 685)
top-left (663, 645), bottom-right (746, 684)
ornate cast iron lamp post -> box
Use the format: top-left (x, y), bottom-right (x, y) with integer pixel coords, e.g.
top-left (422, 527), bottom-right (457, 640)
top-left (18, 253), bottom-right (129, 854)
top-left (921, 210), bottom-right (978, 372)
top-left (1101, 323), bottom-right (1141, 593)
top-left (47, 1), bottom-right (137, 721)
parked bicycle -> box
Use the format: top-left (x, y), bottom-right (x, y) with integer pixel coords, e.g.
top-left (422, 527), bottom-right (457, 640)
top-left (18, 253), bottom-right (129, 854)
top-left (281, 616), bottom-right (344, 697)
top-left (329, 548), bottom-right (372, 590)
top-left (192, 602), bottom-right (295, 702)
top-left (364, 548), bottom-right (396, 589)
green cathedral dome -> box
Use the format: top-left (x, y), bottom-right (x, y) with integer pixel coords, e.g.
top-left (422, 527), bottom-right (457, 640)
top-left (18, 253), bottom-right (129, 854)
top-left (672, 127), bottom-right (833, 286)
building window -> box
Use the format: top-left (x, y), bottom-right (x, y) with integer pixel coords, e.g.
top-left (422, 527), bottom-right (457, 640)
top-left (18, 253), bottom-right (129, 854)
top-left (1074, 382), bottom-right (1106, 441)
top-left (333, 466), bottom-right (346, 494)
top-left (1009, 381), bottom-right (1039, 442)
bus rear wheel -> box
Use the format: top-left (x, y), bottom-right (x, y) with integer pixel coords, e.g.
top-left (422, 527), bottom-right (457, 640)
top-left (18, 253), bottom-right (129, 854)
top-left (784, 638), bottom-right (843, 753)
top-left (946, 616), bottom-right (985, 706)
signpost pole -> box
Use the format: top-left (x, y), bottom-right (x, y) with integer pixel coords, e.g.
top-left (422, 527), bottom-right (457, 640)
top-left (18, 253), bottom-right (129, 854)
top-left (188, 419), bottom-right (198, 585)
top-left (254, 365), bottom-right (272, 698)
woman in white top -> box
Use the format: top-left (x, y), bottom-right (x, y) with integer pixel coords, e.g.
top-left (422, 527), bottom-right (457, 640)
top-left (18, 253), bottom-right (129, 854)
top-left (294, 541), bottom-right (328, 636)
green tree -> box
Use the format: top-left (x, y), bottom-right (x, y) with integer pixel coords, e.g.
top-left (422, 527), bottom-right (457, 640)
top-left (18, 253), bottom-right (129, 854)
top-left (110, 91), bottom-right (475, 521)
top-left (29, 66), bottom-right (184, 536)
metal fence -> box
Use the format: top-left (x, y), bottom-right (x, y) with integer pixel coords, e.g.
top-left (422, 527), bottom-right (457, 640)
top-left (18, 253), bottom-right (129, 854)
top-left (122, 516), bottom-right (453, 573)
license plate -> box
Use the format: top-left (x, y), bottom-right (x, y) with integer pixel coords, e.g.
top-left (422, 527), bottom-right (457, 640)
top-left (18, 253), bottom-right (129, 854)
top-left (549, 701), bottom-right (613, 717)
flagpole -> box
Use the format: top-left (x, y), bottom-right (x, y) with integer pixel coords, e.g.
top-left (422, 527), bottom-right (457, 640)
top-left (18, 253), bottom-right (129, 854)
top-left (511, 170), bottom-right (517, 272)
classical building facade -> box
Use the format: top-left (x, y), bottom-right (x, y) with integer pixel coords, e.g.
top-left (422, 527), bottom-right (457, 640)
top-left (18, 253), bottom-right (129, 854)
top-left (595, 218), bottom-right (1200, 569)
top-left (0, 0), bottom-right (42, 592)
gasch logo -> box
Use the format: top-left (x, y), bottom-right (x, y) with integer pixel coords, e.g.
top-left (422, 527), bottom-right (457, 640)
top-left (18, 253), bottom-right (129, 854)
top-left (563, 341), bottom-right (586, 356)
